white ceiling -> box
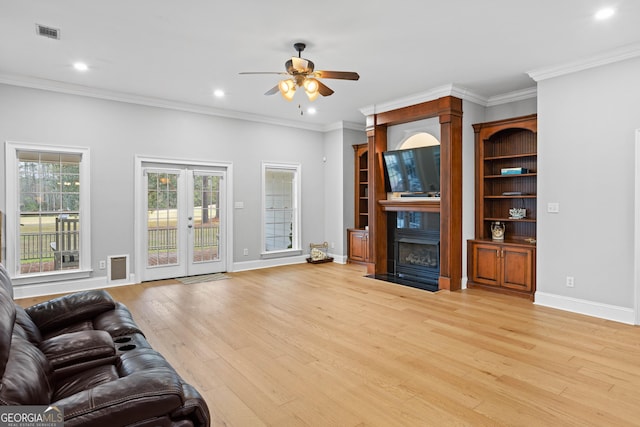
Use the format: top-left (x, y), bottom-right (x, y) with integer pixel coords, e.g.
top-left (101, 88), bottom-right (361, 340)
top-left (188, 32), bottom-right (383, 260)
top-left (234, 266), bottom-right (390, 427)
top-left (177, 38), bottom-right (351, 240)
top-left (1, 1), bottom-right (639, 129)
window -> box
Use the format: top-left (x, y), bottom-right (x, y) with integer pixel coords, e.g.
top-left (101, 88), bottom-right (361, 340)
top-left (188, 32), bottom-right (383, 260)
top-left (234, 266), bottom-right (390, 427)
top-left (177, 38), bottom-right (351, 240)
top-left (4, 142), bottom-right (91, 282)
top-left (262, 162), bottom-right (301, 255)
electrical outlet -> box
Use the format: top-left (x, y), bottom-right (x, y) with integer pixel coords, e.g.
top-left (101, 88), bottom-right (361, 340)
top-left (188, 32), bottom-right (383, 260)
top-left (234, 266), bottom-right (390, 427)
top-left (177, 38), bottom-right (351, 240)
top-left (330, 242), bottom-right (335, 249)
top-left (99, 260), bottom-right (106, 270)
top-left (243, 248), bottom-right (249, 256)
top-left (566, 276), bottom-right (574, 287)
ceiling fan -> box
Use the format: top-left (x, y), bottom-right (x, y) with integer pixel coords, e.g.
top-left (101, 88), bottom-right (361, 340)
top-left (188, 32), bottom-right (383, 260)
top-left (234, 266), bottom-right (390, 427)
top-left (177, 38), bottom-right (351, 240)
top-left (239, 42), bottom-right (360, 101)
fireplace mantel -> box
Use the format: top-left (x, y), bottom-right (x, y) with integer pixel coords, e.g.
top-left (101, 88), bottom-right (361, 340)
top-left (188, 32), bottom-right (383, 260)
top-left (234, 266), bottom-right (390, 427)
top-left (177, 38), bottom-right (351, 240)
top-left (379, 199), bottom-right (440, 213)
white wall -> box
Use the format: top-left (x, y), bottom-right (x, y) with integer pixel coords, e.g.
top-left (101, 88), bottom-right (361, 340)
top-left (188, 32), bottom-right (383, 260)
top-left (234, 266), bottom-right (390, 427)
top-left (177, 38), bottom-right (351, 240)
top-left (0, 84), bottom-right (328, 281)
top-left (462, 101), bottom-right (489, 285)
top-left (322, 126), bottom-right (365, 262)
top-left (485, 98), bottom-right (537, 122)
top-left (535, 56), bottom-right (640, 323)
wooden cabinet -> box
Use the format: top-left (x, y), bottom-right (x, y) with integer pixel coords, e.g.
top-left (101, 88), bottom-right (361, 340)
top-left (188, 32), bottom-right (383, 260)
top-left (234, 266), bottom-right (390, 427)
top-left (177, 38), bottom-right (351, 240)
top-left (468, 114), bottom-right (537, 298)
top-left (348, 144), bottom-right (370, 263)
top-left (347, 228), bottom-right (369, 264)
top-left (468, 240), bottom-right (535, 294)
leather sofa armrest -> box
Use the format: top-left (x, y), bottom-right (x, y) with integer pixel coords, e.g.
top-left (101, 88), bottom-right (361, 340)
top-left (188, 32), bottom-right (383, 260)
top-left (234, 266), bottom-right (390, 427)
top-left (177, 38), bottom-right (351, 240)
top-left (25, 290), bottom-right (116, 334)
top-left (40, 330), bottom-right (115, 370)
top-left (54, 369), bottom-right (190, 427)
top-left (170, 383), bottom-right (211, 427)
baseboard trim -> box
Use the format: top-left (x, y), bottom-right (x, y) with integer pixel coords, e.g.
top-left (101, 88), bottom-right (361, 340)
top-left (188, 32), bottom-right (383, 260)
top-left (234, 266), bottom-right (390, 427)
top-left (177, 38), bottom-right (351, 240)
top-left (232, 255), bottom-right (309, 272)
top-left (331, 254), bottom-right (348, 264)
top-left (534, 291), bottom-right (635, 325)
top-left (13, 274), bottom-right (137, 300)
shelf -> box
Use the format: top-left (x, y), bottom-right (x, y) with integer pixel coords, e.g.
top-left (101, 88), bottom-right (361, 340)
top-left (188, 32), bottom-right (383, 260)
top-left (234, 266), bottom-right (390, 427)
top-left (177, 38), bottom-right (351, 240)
top-left (485, 195), bottom-right (537, 199)
top-left (484, 173), bottom-right (537, 179)
top-left (470, 237), bottom-right (536, 247)
top-left (484, 217), bottom-right (536, 223)
top-left (379, 199), bottom-right (440, 213)
top-left (484, 152), bottom-right (537, 161)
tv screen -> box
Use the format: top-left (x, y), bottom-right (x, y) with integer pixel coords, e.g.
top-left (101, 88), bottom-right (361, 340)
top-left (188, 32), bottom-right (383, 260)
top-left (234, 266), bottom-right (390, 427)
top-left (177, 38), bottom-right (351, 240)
top-left (382, 145), bottom-right (440, 195)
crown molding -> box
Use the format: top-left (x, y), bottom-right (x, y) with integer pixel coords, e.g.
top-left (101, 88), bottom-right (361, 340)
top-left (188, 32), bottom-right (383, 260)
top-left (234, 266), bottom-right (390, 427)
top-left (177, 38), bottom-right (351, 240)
top-left (528, 42), bottom-right (640, 82)
top-left (359, 84), bottom-right (476, 116)
top-left (485, 87), bottom-right (537, 107)
top-left (359, 83), bottom-right (537, 116)
top-left (323, 120), bottom-right (366, 132)
top-left (0, 72), bottom-right (332, 132)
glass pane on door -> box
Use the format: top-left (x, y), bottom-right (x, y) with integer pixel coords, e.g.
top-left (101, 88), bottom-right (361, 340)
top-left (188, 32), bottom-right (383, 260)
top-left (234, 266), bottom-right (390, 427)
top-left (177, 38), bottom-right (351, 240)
top-left (192, 173), bottom-right (220, 263)
top-left (147, 171), bottom-right (179, 267)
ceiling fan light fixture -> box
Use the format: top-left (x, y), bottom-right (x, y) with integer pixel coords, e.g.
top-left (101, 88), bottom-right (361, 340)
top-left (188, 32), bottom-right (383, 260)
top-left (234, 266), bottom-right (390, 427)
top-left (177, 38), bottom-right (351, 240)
top-left (303, 78), bottom-right (320, 101)
top-left (279, 79), bottom-right (296, 101)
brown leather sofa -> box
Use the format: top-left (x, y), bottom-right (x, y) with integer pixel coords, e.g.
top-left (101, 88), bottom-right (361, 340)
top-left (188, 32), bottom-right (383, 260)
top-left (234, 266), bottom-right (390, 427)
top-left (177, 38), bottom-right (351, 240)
top-left (0, 264), bottom-right (210, 427)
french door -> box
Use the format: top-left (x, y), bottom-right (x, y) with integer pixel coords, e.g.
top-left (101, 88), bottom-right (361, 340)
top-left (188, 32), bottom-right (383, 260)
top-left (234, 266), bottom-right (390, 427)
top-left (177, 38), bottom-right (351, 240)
top-left (141, 165), bottom-right (226, 281)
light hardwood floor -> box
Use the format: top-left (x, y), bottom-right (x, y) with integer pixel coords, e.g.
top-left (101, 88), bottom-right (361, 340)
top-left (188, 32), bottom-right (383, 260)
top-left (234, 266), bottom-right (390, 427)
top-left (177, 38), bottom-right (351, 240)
top-left (18, 263), bottom-right (640, 426)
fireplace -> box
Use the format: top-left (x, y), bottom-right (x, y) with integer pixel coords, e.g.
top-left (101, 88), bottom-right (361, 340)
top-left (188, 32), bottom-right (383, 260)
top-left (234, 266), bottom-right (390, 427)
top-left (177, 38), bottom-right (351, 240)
top-left (395, 233), bottom-right (439, 285)
top-left (368, 211), bottom-right (440, 291)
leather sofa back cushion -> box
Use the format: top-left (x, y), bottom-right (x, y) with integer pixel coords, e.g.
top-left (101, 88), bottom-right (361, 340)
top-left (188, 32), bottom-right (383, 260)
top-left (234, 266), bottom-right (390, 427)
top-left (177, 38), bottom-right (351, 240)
top-left (14, 305), bottom-right (43, 344)
top-left (0, 288), bottom-right (15, 376)
top-left (0, 265), bottom-right (13, 299)
top-left (26, 290), bottom-right (116, 334)
top-left (0, 334), bottom-right (52, 404)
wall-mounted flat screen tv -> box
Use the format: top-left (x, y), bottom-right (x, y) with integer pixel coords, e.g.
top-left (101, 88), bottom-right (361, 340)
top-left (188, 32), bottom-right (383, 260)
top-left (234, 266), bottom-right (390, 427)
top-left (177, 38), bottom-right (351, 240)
top-left (382, 145), bottom-right (440, 195)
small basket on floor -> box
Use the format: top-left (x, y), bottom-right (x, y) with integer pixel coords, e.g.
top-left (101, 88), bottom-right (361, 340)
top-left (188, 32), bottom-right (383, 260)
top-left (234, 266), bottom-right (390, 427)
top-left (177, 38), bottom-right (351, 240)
top-left (306, 242), bottom-right (334, 264)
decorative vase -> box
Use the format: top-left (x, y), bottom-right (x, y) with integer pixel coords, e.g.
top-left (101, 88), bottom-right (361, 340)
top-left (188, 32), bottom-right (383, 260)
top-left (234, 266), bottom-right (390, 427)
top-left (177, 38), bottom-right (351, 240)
top-left (491, 221), bottom-right (505, 241)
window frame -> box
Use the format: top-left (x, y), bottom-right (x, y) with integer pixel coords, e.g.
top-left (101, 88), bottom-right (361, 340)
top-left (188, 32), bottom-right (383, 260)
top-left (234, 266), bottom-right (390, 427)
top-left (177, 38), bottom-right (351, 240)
top-left (4, 141), bottom-right (92, 284)
top-left (261, 161), bottom-right (301, 257)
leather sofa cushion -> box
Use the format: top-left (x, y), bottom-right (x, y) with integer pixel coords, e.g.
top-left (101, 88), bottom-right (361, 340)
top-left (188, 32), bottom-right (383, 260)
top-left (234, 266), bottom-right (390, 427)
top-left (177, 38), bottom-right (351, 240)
top-left (40, 330), bottom-right (115, 370)
top-left (26, 290), bottom-right (116, 335)
top-left (55, 370), bottom-right (185, 427)
top-left (93, 303), bottom-right (144, 337)
top-left (0, 287), bottom-right (15, 376)
top-left (53, 364), bottom-right (119, 401)
top-left (0, 334), bottom-right (52, 405)
top-left (14, 305), bottom-right (43, 344)
top-left (40, 320), bottom-right (94, 340)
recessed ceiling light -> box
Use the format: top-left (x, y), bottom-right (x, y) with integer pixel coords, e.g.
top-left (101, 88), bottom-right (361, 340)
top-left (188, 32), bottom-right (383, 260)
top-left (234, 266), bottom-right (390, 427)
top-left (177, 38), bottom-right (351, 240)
top-left (213, 89), bottom-right (225, 98)
top-left (307, 107), bottom-right (317, 115)
top-left (73, 62), bottom-right (88, 72)
top-left (594, 7), bottom-right (615, 20)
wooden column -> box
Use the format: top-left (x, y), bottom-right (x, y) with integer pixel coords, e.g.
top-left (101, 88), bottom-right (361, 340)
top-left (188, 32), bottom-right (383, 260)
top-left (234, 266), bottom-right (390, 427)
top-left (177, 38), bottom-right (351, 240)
top-left (365, 96), bottom-right (463, 291)
top-left (437, 97), bottom-right (463, 291)
top-left (366, 124), bottom-right (387, 275)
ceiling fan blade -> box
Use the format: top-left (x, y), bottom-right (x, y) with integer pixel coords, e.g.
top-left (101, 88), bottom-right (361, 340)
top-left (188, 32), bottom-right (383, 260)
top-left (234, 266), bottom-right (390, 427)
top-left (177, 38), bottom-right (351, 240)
top-left (239, 71), bottom-right (286, 75)
top-left (317, 80), bottom-right (334, 97)
top-left (265, 85), bottom-right (279, 95)
top-left (315, 70), bottom-right (360, 81)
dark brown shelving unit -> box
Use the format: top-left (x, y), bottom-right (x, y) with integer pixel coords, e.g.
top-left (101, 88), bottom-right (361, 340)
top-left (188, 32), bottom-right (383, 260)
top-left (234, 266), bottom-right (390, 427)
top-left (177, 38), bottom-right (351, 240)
top-left (348, 143), bottom-right (370, 264)
top-left (468, 114), bottom-right (537, 298)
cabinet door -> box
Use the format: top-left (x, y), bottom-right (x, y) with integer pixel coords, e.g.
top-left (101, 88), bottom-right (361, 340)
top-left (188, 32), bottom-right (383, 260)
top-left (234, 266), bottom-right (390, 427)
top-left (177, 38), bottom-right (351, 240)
top-left (349, 230), bottom-right (368, 262)
top-left (469, 242), bottom-right (500, 287)
top-left (501, 246), bottom-right (534, 292)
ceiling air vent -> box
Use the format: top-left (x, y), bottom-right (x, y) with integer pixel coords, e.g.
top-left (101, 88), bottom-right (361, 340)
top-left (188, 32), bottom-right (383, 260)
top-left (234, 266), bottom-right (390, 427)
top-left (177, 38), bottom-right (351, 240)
top-left (35, 24), bottom-right (60, 40)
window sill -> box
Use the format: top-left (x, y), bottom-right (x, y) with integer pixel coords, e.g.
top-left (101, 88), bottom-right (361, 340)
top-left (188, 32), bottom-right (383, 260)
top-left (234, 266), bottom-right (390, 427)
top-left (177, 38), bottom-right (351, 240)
top-left (260, 249), bottom-right (302, 260)
top-left (12, 269), bottom-right (93, 286)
